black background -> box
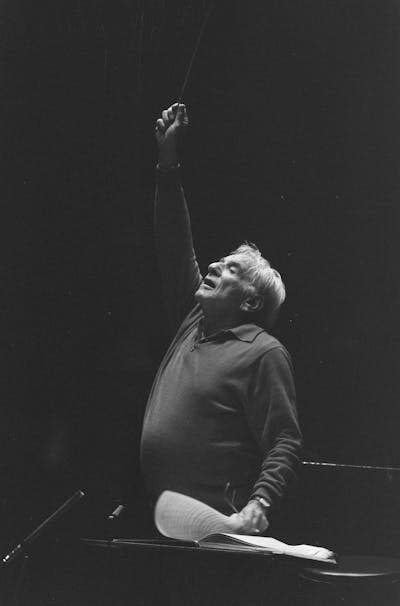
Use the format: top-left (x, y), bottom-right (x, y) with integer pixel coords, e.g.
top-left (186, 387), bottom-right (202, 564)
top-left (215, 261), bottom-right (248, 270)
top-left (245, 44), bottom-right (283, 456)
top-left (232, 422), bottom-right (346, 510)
top-left (1, 0), bottom-right (400, 555)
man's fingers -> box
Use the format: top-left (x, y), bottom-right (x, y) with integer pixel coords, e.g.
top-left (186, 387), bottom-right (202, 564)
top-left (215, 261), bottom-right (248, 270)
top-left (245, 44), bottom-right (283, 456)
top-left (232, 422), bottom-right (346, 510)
top-left (227, 513), bottom-right (245, 532)
top-left (167, 106), bottom-right (175, 122)
top-left (258, 515), bottom-right (269, 533)
top-left (155, 118), bottom-right (166, 134)
top-left (227, 512), bottom-right (260, 535)
top-left (249, 511), bottom-right (268, 533)
top-left (171, 102), bottom-right (186, 114)
top-left (175, 104), bottom-right (188, 125)
top-left (159, 103), bottom-right (188, 131)
top-left (230, 502), bottom-right (269, 535)
top-left (165, 103), bottom-right (188, 126)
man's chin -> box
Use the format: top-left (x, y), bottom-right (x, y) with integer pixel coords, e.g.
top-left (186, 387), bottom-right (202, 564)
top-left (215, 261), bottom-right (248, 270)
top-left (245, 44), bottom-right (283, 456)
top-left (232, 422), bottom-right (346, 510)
top-left (194, 285), bottom-right (211, 302)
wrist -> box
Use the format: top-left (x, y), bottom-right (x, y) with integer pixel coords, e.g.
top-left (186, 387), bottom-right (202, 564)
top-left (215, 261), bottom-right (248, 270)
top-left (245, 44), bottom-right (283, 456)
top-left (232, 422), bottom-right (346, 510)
top-left (249, 496), bottom-right (271, 515)
top-left (158, 151), bottom-right (179, 169)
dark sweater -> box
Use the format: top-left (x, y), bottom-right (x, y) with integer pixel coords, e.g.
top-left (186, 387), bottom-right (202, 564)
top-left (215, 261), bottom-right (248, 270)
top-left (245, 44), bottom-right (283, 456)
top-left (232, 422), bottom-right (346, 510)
top-left (140, 167), bottom-right (302, 513)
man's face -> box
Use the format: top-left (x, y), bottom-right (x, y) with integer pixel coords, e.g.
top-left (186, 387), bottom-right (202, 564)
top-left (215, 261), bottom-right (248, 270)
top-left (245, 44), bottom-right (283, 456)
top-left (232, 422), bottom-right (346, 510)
top-left (195, 253), bottom-right (254, 317)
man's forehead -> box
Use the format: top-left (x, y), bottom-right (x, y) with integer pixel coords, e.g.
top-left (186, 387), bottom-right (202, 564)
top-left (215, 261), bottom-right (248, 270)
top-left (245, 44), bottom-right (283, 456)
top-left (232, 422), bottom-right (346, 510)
top-left (220, 254), bottom-right (252, 270)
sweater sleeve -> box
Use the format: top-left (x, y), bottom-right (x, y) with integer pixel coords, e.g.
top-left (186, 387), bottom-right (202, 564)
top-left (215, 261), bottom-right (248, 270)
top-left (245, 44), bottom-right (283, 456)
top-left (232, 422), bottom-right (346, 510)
top-left (244, 347), bottom-right (303, 509)
top-left (154, 167), bottom-right (203, 336)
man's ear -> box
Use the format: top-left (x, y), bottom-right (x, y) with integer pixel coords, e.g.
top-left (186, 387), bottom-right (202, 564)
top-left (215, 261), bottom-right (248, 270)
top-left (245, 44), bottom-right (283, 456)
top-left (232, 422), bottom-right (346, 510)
top-left (240, 295), bottom-right (264, 314)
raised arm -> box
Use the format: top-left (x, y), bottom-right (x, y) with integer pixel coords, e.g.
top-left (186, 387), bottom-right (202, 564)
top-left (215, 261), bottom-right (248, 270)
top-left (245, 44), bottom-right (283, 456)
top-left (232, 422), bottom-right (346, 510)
top-left (154, 103), bottom-right (202, 336)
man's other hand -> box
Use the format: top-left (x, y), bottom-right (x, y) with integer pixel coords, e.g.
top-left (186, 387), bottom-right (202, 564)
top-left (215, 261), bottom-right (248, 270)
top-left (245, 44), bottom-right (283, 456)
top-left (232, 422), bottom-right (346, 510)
top-left (228, 500), bottom-right (269, 535)
top-left (155, 102), bottom-right (189, 168)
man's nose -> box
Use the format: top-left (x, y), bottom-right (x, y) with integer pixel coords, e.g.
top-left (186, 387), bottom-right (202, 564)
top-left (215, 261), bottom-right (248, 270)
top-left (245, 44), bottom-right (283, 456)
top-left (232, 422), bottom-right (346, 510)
top-left (208, 261), bottom-right (222, 275)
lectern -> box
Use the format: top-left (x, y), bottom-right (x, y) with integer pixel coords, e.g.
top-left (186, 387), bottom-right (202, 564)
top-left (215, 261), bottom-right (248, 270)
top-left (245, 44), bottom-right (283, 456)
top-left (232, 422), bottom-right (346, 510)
top-left (83, 537), bottom-right (303, 606)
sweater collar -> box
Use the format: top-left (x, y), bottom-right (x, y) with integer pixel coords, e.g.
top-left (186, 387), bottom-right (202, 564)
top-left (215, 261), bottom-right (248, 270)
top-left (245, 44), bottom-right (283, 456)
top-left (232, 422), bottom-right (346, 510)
top-left (198, 317), bottom-right (264, 343)
top-left (227, 323), bottom-right (265, 343)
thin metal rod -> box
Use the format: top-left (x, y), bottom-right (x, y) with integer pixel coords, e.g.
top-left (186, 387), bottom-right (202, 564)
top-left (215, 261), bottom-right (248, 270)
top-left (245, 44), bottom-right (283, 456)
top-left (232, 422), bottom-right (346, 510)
top-left (2, 490), bottom-right (85, 566)
top-left (302, 461), bottom-right (400, 472)
top-left (22, 490), bottom-right (85, 546)
top-left (177, 1), bottom-right (214, 104)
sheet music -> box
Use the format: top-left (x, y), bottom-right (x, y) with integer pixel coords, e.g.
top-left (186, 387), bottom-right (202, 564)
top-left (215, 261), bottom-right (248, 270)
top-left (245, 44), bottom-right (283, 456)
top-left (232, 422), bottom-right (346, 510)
top-left (224, 534), bottom-right (336, 561)
top-left (154, 491), bottom-right (336, 562)
top-left (155, 490), bottom-right (235, 541)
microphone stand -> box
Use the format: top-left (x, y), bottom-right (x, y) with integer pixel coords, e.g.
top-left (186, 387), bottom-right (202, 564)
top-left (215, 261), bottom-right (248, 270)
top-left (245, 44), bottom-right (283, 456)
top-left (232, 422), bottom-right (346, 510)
top-left (2, 490), bottom-right (85, 606)
top-left (105, 503), bottom-right (125, 599)
top-left (107, 504), bottom-right (125, 547)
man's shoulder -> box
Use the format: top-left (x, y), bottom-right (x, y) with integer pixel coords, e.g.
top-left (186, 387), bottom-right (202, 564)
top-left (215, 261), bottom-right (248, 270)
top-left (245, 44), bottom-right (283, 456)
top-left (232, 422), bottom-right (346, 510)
top-left (232, 324), bottom-right (291, 370)
top-left (234, 324), bottom-right (286, 352)
top-left (248, 330), bottom-right (294, 378)
top-left (252, 329), bottom-right (288, 356)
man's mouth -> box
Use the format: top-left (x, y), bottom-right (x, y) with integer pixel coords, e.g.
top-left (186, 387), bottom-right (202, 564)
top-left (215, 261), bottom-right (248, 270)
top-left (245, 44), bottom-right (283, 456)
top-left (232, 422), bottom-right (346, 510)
top-left (203, 277), bottom-right (216, 289)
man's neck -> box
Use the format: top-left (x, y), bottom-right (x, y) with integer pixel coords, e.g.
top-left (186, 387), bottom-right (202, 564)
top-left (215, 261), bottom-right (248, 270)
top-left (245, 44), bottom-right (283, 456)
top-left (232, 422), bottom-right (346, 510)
top-left (202, 312), bottom-right (243, 337)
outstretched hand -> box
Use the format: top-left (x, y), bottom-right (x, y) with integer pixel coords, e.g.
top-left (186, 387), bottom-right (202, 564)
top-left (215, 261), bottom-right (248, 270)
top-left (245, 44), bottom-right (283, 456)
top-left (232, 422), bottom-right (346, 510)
top-left (228, 500), bottom-right (270, 535)
top-left (155, 102), bottom-right (189, 168)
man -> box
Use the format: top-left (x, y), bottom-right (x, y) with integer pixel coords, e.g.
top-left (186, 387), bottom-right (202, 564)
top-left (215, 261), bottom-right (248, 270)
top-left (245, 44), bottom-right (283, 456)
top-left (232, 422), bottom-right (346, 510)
top-left (140, 103), bottom-right (302, 534)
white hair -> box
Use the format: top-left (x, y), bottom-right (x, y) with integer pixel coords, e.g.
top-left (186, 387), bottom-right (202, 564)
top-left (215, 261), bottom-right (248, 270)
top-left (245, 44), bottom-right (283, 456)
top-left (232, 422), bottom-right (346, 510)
top-left (230, 242), bottom-right (286, 329)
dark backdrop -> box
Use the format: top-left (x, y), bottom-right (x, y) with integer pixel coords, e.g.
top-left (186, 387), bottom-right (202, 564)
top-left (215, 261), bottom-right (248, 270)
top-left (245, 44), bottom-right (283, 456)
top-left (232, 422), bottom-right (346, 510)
top-left (1, 0), bottom-right (399, 554)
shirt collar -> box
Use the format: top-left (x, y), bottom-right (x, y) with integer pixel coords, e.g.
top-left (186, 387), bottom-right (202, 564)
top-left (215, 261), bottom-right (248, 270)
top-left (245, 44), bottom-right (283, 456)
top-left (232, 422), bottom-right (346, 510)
top-left (226, 323), bottom-right (265, 343)
top-left (198, 317), bottom-right (264, 343)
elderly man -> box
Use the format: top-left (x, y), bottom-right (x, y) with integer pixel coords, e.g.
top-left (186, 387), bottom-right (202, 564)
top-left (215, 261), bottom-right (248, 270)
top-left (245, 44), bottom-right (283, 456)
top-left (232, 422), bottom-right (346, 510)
top-left (140, 103), bottom-right (302, 534)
